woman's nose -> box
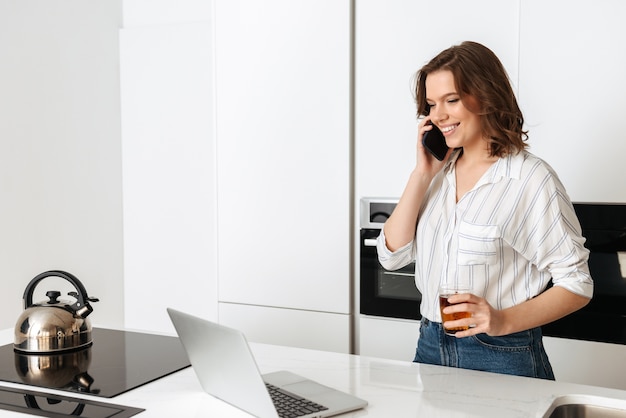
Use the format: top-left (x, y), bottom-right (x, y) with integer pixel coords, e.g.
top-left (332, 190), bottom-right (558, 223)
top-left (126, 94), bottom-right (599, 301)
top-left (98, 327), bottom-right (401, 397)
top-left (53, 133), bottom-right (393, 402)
top-left (431, 107), bottom-right (448, 123)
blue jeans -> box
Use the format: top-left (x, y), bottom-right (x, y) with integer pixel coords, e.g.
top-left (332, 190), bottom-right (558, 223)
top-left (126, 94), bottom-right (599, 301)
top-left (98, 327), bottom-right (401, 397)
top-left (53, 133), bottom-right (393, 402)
top-left (414, 318), bottom-right (555, 380)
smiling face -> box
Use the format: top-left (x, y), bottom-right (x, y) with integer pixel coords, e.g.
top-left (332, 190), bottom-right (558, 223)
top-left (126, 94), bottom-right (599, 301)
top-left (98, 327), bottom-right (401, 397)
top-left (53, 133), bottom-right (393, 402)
top-left (425, 70), bottom-right (486, 153)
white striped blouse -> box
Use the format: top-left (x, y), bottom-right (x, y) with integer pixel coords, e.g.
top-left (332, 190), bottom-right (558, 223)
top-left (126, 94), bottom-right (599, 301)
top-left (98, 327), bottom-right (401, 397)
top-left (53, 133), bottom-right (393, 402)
top-left (377, 150), bottom-right (593, 323)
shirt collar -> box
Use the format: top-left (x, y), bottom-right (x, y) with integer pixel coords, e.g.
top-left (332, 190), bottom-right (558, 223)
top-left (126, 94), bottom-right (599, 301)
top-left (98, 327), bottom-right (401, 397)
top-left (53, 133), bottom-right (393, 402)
top-left (444, 149), bottom-right (526, 183)
top-left (443, 148), bottom-right (462, 172)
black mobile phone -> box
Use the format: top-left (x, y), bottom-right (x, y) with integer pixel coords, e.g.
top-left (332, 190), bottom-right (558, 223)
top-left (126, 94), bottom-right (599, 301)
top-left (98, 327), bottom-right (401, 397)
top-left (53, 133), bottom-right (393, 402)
top-left (422, 122), bottom-right (449, 161)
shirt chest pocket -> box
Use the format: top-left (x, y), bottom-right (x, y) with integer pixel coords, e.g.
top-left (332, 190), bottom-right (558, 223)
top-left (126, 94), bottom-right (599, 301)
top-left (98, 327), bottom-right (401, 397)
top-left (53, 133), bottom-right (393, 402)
top-left (457, 222), bottom-right (500, 265)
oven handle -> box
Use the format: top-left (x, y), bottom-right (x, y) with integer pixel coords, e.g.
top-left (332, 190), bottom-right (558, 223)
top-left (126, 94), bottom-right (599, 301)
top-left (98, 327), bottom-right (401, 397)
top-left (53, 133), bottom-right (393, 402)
top-left (363, 238), bottom-right (378, 247)
top-left (383, 271), bottom-right (414, 277)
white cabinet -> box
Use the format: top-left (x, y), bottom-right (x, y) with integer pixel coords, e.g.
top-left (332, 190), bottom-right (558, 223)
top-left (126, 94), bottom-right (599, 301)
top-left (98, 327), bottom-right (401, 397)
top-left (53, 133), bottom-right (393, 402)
top-left (518, 0), bottom-right (626, 203)
top-left (544, 337), bottom-right (626, 391)
top-left (358, 316), bottom-right (419, 362)
top-left (220, 303), bottom-right (350, 353)
top-left (120, 21), bottom-right (217, 332)
top-left (215, 0), bottom-right (352, 351)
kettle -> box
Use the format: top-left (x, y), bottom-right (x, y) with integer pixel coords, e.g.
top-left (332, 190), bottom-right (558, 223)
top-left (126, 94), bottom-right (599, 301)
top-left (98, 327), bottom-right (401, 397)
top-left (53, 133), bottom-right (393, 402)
top-left (14, 270), bottom-right (99, 353)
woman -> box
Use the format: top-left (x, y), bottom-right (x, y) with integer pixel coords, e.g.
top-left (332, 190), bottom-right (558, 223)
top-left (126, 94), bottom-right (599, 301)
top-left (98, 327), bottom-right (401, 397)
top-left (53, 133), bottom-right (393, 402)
top-left (377, 41), bottom-right (593, 379)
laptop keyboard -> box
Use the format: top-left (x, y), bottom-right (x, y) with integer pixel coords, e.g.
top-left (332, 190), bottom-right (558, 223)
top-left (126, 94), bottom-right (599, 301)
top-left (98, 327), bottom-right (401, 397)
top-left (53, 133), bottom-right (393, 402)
top-left (266, 383), bottom-right (329, 418)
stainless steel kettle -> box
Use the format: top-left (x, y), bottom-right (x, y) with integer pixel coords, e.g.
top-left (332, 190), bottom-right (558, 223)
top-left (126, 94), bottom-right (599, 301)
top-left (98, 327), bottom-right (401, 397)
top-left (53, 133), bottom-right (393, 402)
top-left (14, 270), bottom-right (99, 353)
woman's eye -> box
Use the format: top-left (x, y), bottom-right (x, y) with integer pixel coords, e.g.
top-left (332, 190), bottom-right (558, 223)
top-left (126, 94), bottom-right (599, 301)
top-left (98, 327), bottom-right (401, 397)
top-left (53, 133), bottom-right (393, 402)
top-left (447, 98), bottom-right (460, 104)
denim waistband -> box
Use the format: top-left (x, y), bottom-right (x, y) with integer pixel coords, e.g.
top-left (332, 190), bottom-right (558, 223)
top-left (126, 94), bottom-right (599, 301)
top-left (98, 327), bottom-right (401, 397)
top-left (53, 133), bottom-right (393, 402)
top-left (421, 317), bottom-right (435, 325)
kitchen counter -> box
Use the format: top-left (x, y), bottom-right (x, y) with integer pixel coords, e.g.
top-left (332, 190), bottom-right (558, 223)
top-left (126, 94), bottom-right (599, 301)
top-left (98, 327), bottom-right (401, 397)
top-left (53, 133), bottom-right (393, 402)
top-left (1, 328), bottom-right (626, 417)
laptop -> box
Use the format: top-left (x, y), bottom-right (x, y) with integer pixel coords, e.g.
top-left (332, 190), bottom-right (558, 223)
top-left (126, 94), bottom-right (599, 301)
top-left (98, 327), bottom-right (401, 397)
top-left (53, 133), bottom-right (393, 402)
top-left (167, 308), bottom-right (367, 418)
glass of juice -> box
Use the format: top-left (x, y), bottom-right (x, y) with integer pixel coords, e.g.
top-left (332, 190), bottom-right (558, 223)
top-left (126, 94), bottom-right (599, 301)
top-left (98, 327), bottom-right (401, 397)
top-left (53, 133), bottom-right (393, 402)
top-left (438, 283), bottom-right (471, 336)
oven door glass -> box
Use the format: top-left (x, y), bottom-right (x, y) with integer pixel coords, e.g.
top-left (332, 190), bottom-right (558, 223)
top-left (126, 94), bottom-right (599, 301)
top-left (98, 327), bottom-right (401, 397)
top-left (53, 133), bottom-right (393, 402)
top-left (377, 264), bottom-right (419, 301)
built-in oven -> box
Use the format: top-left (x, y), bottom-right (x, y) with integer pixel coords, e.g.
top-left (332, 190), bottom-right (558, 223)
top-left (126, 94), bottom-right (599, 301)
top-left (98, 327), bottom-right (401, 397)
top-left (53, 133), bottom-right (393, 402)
top-left (359, 198), bottom-right (421, 321)
top-left (360, 198), bottom-right (626, 346)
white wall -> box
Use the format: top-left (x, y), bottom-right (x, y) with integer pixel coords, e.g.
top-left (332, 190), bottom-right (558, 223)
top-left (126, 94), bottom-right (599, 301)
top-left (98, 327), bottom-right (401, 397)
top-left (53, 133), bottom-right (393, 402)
top-left (0, 0), bottom-right (216, 334)
top-left (0, 0), bottom-right (124, 330)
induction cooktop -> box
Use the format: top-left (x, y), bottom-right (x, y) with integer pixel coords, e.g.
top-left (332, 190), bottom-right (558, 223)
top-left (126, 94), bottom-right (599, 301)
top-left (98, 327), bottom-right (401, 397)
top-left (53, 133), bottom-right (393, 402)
top-left (0, 328), bottom-right (190, 398)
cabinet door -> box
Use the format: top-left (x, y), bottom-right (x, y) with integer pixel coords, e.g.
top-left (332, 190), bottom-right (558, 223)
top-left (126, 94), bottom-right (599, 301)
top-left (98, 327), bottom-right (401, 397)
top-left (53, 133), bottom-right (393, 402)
top-left (544, 337), bottom-right (626, 391)
top-left (355, 0), bottom-right (520, 198)
top-left (220, 303), bottom-right (350, 353)
top-left (215, 0), bottom-right (351, 314)
top-left (120, 22), bottom-right (217, 332)
top-left (359, 316), bottom-right (419, 361)
top-left (519, 0), bottom-right (626, 202)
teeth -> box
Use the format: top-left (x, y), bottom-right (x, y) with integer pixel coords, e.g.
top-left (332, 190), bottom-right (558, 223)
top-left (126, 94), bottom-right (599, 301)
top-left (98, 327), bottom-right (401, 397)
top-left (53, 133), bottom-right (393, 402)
top-left (441, 124), bottom-right (458, 133)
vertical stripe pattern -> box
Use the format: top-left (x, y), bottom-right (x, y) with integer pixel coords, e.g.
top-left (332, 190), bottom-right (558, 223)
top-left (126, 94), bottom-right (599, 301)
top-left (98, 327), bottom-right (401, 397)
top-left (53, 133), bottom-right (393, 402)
top-left (378, 150), bottom-right (593, 322)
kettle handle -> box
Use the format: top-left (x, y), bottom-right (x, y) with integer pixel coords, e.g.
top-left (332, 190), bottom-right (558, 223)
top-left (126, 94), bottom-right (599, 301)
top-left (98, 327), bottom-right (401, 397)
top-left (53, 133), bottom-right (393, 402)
top-left (23, 270), bottom-right (98, 318)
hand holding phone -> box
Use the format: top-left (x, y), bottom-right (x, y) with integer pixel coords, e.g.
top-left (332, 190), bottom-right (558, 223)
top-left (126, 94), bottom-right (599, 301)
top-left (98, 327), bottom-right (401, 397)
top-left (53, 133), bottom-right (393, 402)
top-left (422, 122), bottom-right (449, 161)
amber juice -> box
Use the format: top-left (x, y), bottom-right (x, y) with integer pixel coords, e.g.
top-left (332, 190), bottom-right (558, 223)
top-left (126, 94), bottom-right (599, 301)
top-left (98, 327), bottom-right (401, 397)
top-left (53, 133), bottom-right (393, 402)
top-left (439, 294), bottom-right (471, 335)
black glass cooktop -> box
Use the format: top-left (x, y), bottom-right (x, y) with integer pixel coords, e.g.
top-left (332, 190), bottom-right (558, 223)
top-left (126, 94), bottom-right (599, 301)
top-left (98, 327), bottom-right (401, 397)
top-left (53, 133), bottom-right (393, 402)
top-left (0, 328), bottom-right (190, 398)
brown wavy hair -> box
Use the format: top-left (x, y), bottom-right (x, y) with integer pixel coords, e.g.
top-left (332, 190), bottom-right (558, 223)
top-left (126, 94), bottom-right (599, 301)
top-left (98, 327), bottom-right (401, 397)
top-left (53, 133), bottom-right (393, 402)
top-left (414, 41), bottom-right (528, 157)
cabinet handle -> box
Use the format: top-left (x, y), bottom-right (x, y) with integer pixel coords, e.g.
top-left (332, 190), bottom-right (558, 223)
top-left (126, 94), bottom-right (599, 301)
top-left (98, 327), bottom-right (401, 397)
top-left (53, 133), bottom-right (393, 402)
top-left (364, 238), bottom-right (378, 247)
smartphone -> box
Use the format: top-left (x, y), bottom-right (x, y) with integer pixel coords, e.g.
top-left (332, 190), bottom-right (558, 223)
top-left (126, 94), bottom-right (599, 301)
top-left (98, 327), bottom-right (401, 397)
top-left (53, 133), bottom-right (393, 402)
top-left (422, 122), bottom-right (449, 161)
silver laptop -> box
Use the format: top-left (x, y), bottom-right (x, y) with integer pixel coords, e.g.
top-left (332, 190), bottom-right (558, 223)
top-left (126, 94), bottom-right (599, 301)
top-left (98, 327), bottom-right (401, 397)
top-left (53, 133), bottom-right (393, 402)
top-left (167, 308), bottom-right (367, 418)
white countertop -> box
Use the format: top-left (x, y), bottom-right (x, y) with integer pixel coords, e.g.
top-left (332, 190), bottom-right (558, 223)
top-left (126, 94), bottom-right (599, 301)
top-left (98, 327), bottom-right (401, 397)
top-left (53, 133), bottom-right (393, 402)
top-left (1, 328), bottom-right (626, 417)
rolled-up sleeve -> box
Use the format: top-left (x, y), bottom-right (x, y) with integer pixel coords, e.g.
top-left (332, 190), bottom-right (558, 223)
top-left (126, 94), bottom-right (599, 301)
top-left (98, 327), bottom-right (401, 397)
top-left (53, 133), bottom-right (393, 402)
top-left (550, 255), bottom-right (593, 298)
top-left (539, 201), bottom-right (593, 299)
top-left (377, 228), bottom-right (415, 271)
